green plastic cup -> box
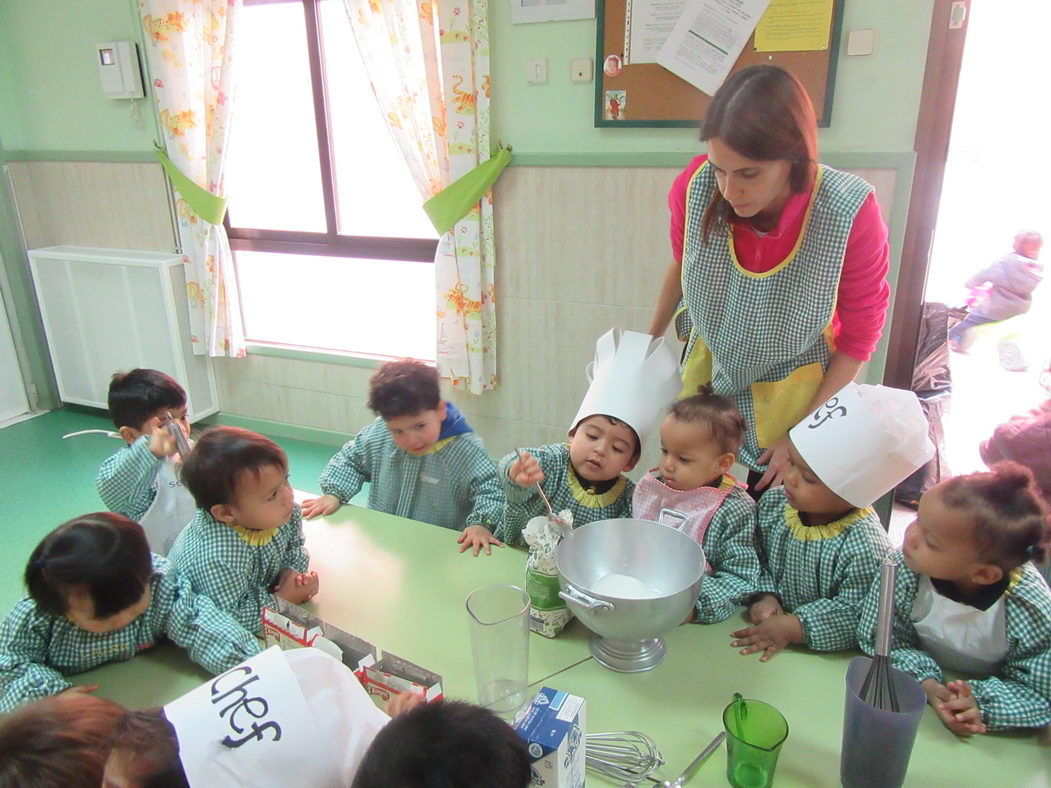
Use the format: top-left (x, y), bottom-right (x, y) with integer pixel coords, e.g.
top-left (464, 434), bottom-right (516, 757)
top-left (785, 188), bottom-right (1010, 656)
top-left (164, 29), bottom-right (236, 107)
top-left (721, 697), bottom-right (789, 788)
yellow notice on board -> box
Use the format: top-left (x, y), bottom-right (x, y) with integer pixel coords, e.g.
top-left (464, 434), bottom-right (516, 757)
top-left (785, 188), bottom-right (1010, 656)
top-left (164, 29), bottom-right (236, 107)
top-left (754, 0), bottom-right (833, 52)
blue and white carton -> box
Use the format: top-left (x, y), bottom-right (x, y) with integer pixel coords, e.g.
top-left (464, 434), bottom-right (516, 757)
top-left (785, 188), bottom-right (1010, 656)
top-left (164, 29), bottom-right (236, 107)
top-left (513, 686), bottom-right (587, 788)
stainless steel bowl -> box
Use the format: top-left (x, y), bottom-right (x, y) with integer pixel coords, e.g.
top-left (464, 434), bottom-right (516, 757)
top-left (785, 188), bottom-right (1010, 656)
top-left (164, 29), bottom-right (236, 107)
top-left (556, 518), bottom-right (705, 672)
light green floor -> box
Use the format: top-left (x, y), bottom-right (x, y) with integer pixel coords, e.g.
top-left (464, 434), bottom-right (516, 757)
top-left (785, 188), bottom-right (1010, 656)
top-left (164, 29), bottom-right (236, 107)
top-left (0, 408), bottom-right (363, 615)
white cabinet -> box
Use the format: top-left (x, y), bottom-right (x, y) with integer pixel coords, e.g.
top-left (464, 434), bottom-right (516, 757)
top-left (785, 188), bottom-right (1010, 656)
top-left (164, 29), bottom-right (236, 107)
top-left (28, 246), bottom-right (218, 422)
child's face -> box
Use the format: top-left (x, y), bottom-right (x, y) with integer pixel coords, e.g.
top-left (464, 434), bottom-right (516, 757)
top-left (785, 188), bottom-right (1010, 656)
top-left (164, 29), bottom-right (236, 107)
top-left (782, 440), bottom-right (853, 520)
top-left (658, 415), bottom-right (733, 491)
top-left (65, 584), bottom-right (152, 634)
top-left (385, 403), bottom-right (447, 455)
top-left (122, 404), bottom-right (189, 445)
top-left (217, 463), bottom-right (295, 531)
top-left (568, 415), bottom-right (638, 482)
top-left (902, 485), bottom-right (991, 584)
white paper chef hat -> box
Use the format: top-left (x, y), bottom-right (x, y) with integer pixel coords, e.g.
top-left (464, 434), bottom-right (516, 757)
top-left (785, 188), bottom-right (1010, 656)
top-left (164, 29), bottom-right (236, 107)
top-left (570, 329), bottom-right (681, 449)
top-left (164, 646), bottom-right (341, 786)
top-left (789, 383), bottom-right (935, 508)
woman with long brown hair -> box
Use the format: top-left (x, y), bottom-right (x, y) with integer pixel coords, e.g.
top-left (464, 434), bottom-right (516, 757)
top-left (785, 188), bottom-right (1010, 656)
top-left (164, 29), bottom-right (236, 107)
top-left (650, 65), bottom-right (891, 495)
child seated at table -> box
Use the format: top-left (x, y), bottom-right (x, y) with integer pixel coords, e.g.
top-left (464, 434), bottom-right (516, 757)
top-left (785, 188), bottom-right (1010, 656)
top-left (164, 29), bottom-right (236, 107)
top-left (96, 368), bottom-right (196, 555)
top-left (497, 329), bottom-right (680, 545)
top-left (0, 691), bottom-right (126, 788)
top-left (301, 360), bottom-right (505, 556)
top-left (732, 384), bottom-right (934, 662)
top-left (857, 464), bottom-right (1051, 736)
top-left (632, 387), bottom-right (759, 623)
top-left (0, 513), bottom-right (261, 712)
top-left (167, 426), bottom-right (317, 635)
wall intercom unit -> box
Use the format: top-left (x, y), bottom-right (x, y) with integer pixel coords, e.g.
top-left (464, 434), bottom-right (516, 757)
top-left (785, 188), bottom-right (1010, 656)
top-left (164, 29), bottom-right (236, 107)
top-left (96, 41), bottom-right (145, 99)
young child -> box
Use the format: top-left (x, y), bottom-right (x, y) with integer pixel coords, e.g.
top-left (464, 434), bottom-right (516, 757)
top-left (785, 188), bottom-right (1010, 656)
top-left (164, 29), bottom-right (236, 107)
top-left (0, 692), bottom-right (126, 788)
top-left (632, 387), bottom-right (759, 623)
top-left (858, 464), bottom-right (1051, 736)
top-left (301, 360), bottom-right (505, 556)
top-left (732, 384), bottom-right (934, 662)
top-left (96, 369), bottom-right (196, 555)
top-left (0, 513), bottom-right (261, 713)
top-left (167, 426), bottom-right (317, 635)
top-left (497, 329), bottom-right (680, 545)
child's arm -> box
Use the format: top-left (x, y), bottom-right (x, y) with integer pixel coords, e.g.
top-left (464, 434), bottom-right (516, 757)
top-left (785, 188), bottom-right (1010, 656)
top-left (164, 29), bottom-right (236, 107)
top-left (273, 507), bottom-right (318, 601)
top-left (157, 570), bottom-right (263, 674)
top-left (0, 601), bottom-right (74, 713)
top-left (96, 435), bottom-right (164, 519)
top-left (177, 555), bottom-right (277, 637)
top-left (495, 445), bottom-right (566, 546)
top-left (304, 430), bottom-right (375, 519)
top-left (696, 494), bottom-right (760, 624)
top-left (458, 445), bottom-right (506, 555)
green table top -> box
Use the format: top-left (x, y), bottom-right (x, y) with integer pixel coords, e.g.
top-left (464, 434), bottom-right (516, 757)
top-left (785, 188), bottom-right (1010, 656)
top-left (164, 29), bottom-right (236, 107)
top-left (76, 502), bottom-right (1050, 786)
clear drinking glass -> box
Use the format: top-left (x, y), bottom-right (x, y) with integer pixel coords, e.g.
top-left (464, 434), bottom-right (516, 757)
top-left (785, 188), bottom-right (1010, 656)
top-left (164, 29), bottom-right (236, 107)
top-left (466, 585), bottom-right (530, 716)
top-left (722, 696), bottom-right (789, 788)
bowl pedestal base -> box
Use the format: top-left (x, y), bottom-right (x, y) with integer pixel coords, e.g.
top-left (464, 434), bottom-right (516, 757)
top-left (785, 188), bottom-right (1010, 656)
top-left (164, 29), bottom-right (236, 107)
top-left (589, 634), bottom-right (667, 672)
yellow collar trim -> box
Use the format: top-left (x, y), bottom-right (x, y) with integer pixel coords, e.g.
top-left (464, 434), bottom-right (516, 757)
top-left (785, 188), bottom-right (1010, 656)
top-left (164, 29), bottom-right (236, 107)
top-left (727, 166), bottom-right (825, 279)
top-left (1005, 567), bottom-right (1024, 597)
top-left (784, 502), bottom-right (873, 541)
top-left (410, 436), bottom-right (457, 456)
top-left (567, 464), bottom-right (628, 508)
top-left (718, 474), bottom-right (738, 491)
top-left (229, 524), bottom-right (278, 546)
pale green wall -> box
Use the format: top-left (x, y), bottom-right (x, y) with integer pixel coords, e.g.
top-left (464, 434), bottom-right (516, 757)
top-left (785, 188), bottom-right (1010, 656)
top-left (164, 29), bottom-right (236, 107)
top-left (0, 0), bottom-right (934, 158)
top-left (490, 0), bottom-right (933, 156)
top-left (0, 0), bottom-right (157, 155)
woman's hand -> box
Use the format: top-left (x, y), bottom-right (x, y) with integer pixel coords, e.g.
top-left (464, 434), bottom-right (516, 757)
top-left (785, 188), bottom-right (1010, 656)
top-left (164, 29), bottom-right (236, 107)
top-left (754, 435), bottom-right (791, 492)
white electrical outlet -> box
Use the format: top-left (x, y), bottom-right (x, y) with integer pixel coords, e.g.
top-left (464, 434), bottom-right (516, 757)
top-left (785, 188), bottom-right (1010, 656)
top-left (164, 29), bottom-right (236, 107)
top-left (571, 57), bottom-right (593, 84)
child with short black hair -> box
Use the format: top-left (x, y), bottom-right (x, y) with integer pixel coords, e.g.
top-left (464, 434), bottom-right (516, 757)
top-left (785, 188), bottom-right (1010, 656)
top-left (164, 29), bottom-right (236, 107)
top-left (0, 692), bottom-right (126, 788)
top-left (733, 384), bottom-right (933, 661)
top-left (96, 368), bottom-right (195, 555)
top-left (858, 464), bottom-right (1051, 735)
top-left (352, 699), bottom-right (531, 788)
top-left (633, 387), bottom-right (759, 622)
top-left (0, 513), bottom-right (260, 712)
top-left (168, 426), bottom-right (316, 635)
top-left (301, 359), bottom-right (505, 556)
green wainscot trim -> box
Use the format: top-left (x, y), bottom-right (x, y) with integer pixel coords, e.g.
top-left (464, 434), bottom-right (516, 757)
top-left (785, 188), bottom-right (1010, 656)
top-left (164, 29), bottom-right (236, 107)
top-left (2, 150), bottom-right (157, 163)
top-left (509, 150), bottom-right (916, 170)
top-left (246, 342), bottom-right (390, 370)
top-left (201, 412), bottom-right (349, 448)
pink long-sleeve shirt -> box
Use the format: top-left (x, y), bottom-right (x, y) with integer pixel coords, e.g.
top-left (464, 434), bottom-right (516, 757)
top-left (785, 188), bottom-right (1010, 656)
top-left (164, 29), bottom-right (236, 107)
top-left (670, 154), bottom-right (891, 361)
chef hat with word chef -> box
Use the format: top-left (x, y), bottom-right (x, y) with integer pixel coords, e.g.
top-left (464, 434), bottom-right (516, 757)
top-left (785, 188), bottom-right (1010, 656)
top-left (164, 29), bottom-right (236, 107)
top-left (789, 383), bottom-right (935, 508)
top-left (570, 328), bottom-right (681, 449)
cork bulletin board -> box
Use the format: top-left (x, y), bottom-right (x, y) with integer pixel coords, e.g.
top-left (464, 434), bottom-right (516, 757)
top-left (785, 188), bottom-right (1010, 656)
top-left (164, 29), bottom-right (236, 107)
top-left (594, 0), bottom-right (844, 128)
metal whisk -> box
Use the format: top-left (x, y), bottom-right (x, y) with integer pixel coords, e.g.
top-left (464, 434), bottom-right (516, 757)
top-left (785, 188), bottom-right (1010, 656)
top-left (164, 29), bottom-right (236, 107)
top-left (585, 731), bottom-right (664, 783)
top-left (859, 556), bottom-right (899, 711)
top-left (165, 411), bottom-right (193, 464)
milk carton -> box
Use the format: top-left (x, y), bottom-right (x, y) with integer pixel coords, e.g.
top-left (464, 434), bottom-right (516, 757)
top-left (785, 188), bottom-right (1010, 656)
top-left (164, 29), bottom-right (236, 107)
top-left (513, 687), bottom-right (587, 788)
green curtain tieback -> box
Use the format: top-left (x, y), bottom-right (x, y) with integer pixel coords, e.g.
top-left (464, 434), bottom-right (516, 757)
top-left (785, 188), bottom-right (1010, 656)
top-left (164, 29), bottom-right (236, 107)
top-left (155, 144), bottom-right (228, 226)
top-left (423, 146), bottom-right (512, 235)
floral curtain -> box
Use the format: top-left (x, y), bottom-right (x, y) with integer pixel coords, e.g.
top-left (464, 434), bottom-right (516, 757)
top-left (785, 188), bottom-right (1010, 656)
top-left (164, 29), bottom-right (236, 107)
top-left (343, 0), bottom-right (498, 393)
top-left (139, 1), bottom-right (246, 357)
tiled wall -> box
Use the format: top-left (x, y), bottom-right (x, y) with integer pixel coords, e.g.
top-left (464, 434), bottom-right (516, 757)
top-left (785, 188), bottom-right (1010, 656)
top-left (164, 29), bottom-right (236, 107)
top-left (10, 160), bottom-right (898, 478)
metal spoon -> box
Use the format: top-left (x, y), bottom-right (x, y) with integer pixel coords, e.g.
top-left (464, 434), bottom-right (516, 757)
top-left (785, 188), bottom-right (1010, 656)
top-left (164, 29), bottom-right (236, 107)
top-left (166, 411), bottom-right (193, 461)
top-left (660, 730), bottom-right (726, 787)
top-left (514, 447), bottom-right (571, 536)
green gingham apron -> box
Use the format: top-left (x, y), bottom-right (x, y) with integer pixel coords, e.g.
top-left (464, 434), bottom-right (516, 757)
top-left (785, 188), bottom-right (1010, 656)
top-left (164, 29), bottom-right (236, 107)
top-left (678, 162), bottom-right (873, 471)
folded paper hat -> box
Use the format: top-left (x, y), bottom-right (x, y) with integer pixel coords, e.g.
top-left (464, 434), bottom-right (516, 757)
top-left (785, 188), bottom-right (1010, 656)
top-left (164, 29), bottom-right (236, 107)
top-left (164, 646), bottom-right (342, 786)
top-left (570, 328), bottom-right (681, 448)
top-left (789, 383), bottom-right (935, 508)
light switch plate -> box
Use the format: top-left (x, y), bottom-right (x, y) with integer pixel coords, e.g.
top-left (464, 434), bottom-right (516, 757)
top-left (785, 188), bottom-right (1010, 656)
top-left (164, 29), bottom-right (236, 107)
top-left (846, 29), bottom-right (876, 57)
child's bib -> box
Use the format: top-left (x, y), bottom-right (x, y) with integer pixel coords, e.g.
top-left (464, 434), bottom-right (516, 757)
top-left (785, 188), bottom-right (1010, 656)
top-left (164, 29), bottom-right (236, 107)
top-left (911, 575), bottom-right (1009, 675)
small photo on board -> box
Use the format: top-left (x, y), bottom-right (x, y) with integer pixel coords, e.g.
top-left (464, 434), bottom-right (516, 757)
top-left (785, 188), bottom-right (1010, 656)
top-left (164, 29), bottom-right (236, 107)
top-left (604, 90), bottom-right (627, 121)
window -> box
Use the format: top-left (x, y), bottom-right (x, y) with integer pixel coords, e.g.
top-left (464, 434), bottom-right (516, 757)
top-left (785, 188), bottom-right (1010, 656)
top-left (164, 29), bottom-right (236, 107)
top-left (225, 0), bottom-right (438, 361)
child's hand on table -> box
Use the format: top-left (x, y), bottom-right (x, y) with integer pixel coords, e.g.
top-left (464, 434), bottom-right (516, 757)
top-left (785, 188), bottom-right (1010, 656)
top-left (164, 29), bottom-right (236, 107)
top-left (275, 569), bottom-right (320, 604)
top-left (747, 594), bottom-right (784, 624)
top-left (457, 525), bottom-right (505, 556)
top-left (58, 683), bottom-right (99, 697)
top-left (730, 613), bottom-right (803, 662)
top-left (924, 679), bottom-right (987, 736)
top-left (508, 452), bottom-right (544, 488)
top-left (301, 494), bottom-right (341, 520)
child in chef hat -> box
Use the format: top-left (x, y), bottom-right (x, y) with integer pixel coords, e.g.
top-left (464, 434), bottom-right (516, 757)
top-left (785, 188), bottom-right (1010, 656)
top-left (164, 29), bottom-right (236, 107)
top-left (731, 383), bottom-right (934, 662)
top-left (496, 329), bottom-right (681, 546)
top-left (857, 463), bottom-right (1051, 736)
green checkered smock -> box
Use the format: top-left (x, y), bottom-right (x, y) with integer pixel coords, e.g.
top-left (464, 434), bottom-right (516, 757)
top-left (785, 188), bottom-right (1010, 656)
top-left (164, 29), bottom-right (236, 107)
top-left (318, 418), bottom-right (503, 532)
top-left (755, 486), bottom-right (889, 652)
top-left (0, 554), bottom-right (260, 712)
top-left (858, 550), bottom-right (1051, 731)
top-left (167, 506), bottom-right (310, 636)
top-left (495, 443), bottom-right (634, 547)
top-left (695, 483), bottom-right (761, 624)
top-left (679, 164), bottom-right (874, 471)
top-left (97, 435), bottom-right (168, 521)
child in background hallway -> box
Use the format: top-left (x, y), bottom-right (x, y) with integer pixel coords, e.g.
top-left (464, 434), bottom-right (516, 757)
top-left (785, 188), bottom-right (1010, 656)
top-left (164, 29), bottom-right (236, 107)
top-left (858, 464), bottom-right (1051, 735)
